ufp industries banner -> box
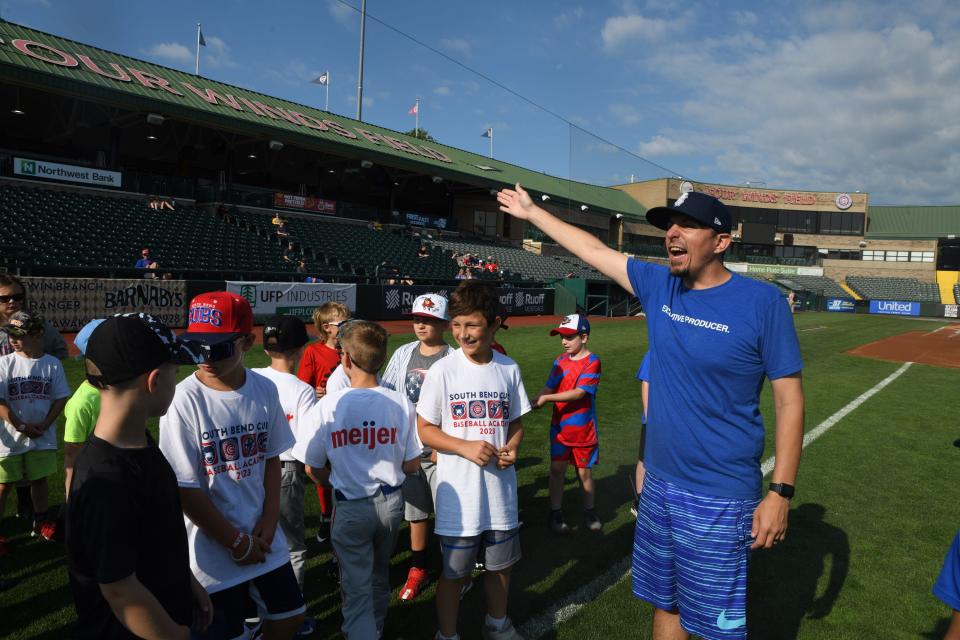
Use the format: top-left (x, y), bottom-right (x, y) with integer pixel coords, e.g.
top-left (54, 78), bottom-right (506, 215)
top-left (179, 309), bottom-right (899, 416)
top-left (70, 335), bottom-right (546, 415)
top-left (227, 281), bottom-right (357, 320)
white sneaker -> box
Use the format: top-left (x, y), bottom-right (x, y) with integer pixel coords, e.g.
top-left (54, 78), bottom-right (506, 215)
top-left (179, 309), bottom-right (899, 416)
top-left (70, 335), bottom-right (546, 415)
top-left (481, 617), bottom-right (524, 640)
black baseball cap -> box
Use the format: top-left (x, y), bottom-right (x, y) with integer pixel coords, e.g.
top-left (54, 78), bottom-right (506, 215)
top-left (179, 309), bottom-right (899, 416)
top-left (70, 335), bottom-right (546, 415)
top-left (646, 191), bottom-right (732, 234)
top-left (262, 315), bottom-right (310, 352)
top-left (85, 313), bottom-right (205, 388)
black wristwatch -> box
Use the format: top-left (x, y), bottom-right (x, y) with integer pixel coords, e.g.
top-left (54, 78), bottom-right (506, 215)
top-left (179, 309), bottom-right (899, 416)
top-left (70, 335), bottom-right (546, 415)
top-left (768, 482), bottom-right (795, 499)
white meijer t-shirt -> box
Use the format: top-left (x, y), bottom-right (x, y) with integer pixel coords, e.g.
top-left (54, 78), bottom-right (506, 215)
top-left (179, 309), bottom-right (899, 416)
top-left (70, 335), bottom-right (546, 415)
top-left (292, 386), bottom-right (421, 500)
top-left (0, 353), bottom-right (71, 455)
top-left (416, 348), bottom-right (531, 537)
top-left (159, 370), bottom-right (295, 592)
top-left (252, 367), bottom-right (316, 462)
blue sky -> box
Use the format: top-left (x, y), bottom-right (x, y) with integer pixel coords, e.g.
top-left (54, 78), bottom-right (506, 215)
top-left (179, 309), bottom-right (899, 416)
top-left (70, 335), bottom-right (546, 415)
top-left (2, 0), bottom-right (960, 204)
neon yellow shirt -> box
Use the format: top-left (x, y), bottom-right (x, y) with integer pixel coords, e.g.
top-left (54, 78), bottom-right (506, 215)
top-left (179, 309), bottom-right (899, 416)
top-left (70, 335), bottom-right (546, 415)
top-left (64, 380), bottom-right (100, 444)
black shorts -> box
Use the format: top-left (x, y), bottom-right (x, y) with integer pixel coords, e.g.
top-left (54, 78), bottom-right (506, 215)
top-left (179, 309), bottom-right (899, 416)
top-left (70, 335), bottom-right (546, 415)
top-left (197, 563), bottom-right (304, 639)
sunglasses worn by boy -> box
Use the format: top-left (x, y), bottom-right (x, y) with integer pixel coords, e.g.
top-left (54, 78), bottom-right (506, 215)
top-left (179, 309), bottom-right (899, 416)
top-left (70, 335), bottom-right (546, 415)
top-left (0, 293), bottom-right (26, 304)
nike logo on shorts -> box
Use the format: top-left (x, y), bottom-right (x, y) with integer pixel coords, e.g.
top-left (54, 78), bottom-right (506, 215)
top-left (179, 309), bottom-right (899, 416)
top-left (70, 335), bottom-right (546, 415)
top-left (717, 610), bottom-right (746, 630)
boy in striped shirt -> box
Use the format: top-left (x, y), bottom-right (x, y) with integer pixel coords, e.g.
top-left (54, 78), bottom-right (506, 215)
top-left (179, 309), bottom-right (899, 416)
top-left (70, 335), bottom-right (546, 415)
top-left (532, 315), bottom-right (602, 534)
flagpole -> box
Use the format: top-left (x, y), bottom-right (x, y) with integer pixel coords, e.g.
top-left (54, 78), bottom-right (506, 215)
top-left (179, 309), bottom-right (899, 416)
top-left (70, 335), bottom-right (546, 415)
top-left (195, 23), bottom-right (201, 75)
top-left (490, 128), bottom-right (494, 159)
top-left (415, 98), bottom-right (419, 138)
top-left (325, 70), bottom-right (330, 112)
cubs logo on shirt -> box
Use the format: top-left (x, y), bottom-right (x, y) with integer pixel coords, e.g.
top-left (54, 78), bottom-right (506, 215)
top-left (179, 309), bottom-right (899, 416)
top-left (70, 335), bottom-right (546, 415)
top-left (469, 400), bottom-right (487, 419)
top-left (241, 434), bottom-right (258, 458)
top-left (488, 399), bottom-right (504, 419)
top-left (221, 437), bottom-right (240, 462)
top-left (451, 401), bottom-right (466, 419)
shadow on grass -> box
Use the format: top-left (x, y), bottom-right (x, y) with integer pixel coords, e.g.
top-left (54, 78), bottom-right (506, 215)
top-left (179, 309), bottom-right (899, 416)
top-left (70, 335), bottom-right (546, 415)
top-left (748, 503), bottom-right (849, 639)
top-left (921, 616), bottom-right (952, 638)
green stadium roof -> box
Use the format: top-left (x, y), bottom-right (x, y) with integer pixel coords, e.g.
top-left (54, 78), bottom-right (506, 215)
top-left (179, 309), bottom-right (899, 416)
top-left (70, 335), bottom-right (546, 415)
top-left (867, 205), bottom-right (960, 239)
top-left (0, 20), bottom-right (647, 221)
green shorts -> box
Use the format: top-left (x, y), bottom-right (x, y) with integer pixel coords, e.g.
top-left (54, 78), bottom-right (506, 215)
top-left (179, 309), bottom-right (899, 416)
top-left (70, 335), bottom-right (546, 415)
top-left (0, 450), bottom-right (57, 483)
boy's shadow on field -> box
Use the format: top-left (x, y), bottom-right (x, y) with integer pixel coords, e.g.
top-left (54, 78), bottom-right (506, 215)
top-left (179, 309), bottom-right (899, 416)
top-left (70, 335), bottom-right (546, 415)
top-left (748, 503), bottom-right (849, 639)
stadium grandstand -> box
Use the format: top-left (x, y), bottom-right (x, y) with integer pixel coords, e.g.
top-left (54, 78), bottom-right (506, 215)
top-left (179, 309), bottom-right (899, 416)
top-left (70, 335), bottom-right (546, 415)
top-left (2, 19), bottom-right (960, 321)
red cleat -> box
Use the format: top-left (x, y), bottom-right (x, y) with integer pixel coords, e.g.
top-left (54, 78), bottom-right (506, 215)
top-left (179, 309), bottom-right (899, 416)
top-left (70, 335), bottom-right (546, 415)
top-left (399, 567), bottom-right (430, 602)
top-left (36, 520), bottom-right (57, 542)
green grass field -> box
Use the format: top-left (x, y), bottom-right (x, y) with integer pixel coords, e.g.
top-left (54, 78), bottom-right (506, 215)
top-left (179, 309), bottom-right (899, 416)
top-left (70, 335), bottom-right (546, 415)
top-left (1, 312), bottom-right (957, 639)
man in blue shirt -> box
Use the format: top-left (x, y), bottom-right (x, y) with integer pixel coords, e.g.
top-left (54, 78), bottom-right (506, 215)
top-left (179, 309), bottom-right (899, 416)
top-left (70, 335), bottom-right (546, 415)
top-left (498, 185), bottom-right (804, 640)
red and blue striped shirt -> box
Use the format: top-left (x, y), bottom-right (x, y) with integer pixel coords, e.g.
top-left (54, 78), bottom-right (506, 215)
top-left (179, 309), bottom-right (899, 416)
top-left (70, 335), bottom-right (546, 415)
top-left (544, 353), bottom-right (601, 446)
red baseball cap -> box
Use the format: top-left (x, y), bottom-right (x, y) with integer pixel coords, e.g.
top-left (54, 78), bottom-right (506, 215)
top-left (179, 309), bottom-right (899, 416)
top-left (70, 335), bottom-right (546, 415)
top-left (180, 291), bottom-right (253, 345)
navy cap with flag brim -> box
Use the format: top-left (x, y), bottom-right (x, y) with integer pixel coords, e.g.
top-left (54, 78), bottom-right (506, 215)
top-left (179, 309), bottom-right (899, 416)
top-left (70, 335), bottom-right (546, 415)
top-left (646, 191), bottom-right (732, 234)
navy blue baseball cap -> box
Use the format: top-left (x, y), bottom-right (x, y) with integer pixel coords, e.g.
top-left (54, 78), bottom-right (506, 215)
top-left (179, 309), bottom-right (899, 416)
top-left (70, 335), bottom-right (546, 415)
top-left (646, 191), bottom-right (732, 234)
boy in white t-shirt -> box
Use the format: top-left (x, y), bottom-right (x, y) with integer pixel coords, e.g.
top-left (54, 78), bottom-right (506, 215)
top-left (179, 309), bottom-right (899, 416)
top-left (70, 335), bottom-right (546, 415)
top-left (0, 311), bottom-right (70, 549)
top-left (294, 320), bottom-right (421, 639)
top-left (382, 293), bottom-right (453, 602)
top-left (159, 292), bottom-right (304, 640)
top-left (251, 314), bottom-right (317, 637)
top-left (417, 281), bottom-right (531, 640)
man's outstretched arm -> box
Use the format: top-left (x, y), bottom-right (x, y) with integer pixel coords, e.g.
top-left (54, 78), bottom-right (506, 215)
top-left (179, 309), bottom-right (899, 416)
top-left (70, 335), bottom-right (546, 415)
top-left (497, 183), bottom-right (633, 293)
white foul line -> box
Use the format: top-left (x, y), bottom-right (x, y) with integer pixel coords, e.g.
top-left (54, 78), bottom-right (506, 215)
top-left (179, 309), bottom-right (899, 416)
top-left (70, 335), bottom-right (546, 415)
top-left (519, 361), bottom-right (914, 639)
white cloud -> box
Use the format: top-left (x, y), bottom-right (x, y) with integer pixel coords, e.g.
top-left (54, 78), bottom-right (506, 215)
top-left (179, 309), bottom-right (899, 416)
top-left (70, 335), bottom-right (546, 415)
top-left (433, 86), bottom-right (452, 96)
top-left (601, 14), bottom-right (670, 49)
top-left (146, 42), bottom-right (194, 66)
top-left (733, 10), bottom-right (758, 27)
top-left (609, 103), bottom-right (643, 126)
top-left (638, 135), bottom-right (695, 157)
top-left (439, 38), bottom-right (472, 58)
top-left (202, 36), bottom-right (236, 69)
top-left (327, 0), bottom-right (356, 27)
top-left (629, 7), bottom-right (960, 203)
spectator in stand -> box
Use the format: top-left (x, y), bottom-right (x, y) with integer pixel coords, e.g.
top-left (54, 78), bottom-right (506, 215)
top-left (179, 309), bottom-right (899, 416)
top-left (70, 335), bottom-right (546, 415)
top-left (162, 272), bottom-right (174, 281)
top-left (282, 242), bottom-right (299, 266)
top-left (272, 214), bottom-right (286, 227)
top-left (135, 248), bottom-right (152, 269)
top-left (296, 261), bottom-right (307, 274)
top-left (417, 245), bottom-right (430, 259)
top-left (456, 268), bottom-right (467, 281)
top-left (277, 220), bottom-right (290, 238)
top-left (401, 275), bottom-right (416, 286)
top-left (144, 261), bottom-right (160, 280)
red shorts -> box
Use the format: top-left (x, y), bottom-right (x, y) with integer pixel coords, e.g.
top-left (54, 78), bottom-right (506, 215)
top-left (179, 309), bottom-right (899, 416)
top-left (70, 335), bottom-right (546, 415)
top-left (550, 440), bottom-right (599, 468)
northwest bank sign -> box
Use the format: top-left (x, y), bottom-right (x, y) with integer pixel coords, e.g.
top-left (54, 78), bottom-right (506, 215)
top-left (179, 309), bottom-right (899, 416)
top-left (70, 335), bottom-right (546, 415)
top-left (0, 32), bottom-right (455, 165)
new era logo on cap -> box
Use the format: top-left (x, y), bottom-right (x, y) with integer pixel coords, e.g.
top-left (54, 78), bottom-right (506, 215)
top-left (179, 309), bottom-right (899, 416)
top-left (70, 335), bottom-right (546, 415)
top-left (550, 314), bottom-right (590, 336)
top-left (181, 291), bottom-right (253, 345)
top-left (645, 191), bottom-right (732, 234)
top-left (410, 293), bottom-right (450, 321)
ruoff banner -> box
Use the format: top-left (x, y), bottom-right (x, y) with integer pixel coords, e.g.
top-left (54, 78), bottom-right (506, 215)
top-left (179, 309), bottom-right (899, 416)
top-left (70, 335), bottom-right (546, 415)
top-left (14, 157), bottom-right (122, 188)
top-left (826, 298), bottom-right (856, 313)
top-left (227, 281), bottom-right (357, 321)
top-left (377, 285), bottom-right (552, 320)
top-left (21, 277), bottom-right (186, 331)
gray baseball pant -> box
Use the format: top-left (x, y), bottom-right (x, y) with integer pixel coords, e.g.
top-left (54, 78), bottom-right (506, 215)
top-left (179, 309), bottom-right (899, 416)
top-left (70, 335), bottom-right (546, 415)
top-left (332, 487), bottom-right (404, 639)
top-left (279, 461), bottom-right (307, 590)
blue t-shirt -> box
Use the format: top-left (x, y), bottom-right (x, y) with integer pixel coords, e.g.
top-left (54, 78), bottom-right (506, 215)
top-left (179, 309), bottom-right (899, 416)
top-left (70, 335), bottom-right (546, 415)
top-left (934, 530), bottom-right (960, 611)
top-left (636, 353), bottom-right (650, 382)
top-left (627, 258), bottom-right (802, 499)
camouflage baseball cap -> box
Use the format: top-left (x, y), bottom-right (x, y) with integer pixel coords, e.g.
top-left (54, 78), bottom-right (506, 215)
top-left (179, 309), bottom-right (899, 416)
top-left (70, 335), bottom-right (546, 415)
top-left (1, 311), bottom-right (44, 337)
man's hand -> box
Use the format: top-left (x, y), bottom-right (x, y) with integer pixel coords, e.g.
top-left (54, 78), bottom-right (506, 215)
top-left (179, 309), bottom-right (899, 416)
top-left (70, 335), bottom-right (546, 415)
top-left (315, 385), bottom-right (326, 400)
top-left (458, 440), bottom-right (499, 467)
top-left (750, 492), bottom-right (789, 549)
top-left (497, 183), bottom-right (536, 220)
top-left (189, 575), bottom-right (213, 632)
top-left (532, 393), bottom-right (547, 409)
top-left (429, 450), bottom-right (438, 464)
top-left (496, 445), bottom-right (518, 470)
top-left (232, 533), bottom-right (268, 565)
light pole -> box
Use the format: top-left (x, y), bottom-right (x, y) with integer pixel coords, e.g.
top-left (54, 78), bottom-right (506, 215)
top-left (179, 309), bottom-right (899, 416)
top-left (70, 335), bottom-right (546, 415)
top-left (355, 0), bottom-right (367, 121)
